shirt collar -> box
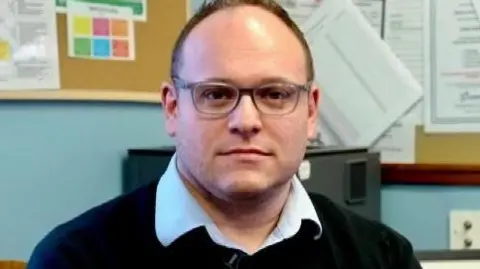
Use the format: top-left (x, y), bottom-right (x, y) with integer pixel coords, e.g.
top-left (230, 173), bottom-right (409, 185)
top-left (155, 153), bottom-right (322, 248)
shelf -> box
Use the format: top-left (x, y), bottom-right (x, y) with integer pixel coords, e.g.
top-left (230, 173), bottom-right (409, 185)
top-left (382, 163), bottom-right (480, 186)
top-left (0, 90), bottom-right (162, 104)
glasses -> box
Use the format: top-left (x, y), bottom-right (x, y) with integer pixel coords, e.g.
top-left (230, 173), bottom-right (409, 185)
top-left (173, 77), bottom-right (311, 116)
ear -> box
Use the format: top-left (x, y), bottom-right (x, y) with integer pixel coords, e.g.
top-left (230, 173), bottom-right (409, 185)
top-left (307, 84), bottom-right (321, 140)
top-left (161, 81), bottom-right (178, 137)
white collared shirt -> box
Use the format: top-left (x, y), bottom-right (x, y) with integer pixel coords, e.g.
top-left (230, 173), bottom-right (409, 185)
top-left (155, 153), bottom-right (322, 253)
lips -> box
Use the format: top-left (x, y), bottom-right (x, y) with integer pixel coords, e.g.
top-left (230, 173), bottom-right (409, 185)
top-left (220, 148), bottom-right (272, 156)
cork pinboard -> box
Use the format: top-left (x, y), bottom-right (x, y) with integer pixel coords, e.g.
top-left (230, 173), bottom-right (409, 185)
top-left (415, 126), bottom-right (480, 165)
top-left (58, 0), bottom-right (187, 92)
top-left (0, 0), bottom-right (187, 102)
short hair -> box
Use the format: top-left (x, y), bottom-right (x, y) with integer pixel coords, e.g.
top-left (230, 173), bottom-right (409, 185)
top-left (170, 0), bottom-right (315, 82)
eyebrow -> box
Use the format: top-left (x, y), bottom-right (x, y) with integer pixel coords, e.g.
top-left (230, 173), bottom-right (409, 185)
top-left (201, 76), bottom-right (300, 86)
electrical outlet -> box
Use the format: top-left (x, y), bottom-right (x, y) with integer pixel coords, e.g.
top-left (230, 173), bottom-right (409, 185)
top-left (450, 210), bottom-right (480, 250)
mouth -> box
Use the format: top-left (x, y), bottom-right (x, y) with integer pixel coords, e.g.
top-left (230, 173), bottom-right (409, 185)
top-left (220, 148), bottom-right (272, 156)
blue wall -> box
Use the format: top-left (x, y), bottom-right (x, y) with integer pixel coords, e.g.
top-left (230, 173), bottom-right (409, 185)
top-left (2, 101), bottom-right (480, 260)
top-left (0, 102), bottom-right (173, 260)
top-left (382, 185), bottom-right (480, 250)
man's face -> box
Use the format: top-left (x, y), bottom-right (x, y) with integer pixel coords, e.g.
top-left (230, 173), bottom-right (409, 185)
top-left (162, 6), bottom-right (320, 201)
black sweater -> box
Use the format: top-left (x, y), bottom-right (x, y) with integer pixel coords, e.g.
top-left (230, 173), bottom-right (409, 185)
top-left (27, 180), bottom-right (422, 269)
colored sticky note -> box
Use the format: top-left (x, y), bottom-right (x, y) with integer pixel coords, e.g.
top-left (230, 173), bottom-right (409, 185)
top-left (112, 39), bottom-right (129, 58)
top-left (93, 38), bottom-right (111, 57)
top-left (111, 19), bottom-right (128, 37)
top-left (0, 40), bottom-right (11, 60)
top-left (73, 16), bottom-right (92, 35)
top-left (74, 38), bottom-right (91, 56)
top-left (93, 18), bottom-right (110, 36)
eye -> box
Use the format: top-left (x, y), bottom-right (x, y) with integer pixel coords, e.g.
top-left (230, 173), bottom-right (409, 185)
top-left (199, 86), bottom-right (236, 100)
top-left (257, 85), bottom-right (294, 100)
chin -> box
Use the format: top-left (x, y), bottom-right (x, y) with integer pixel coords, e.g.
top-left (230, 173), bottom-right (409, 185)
top-left (215, 169), bottom-right (278, 199)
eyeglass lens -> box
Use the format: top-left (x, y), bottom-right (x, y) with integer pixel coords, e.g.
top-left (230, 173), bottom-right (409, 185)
top-left (193, 83), bottom-right (300, 115)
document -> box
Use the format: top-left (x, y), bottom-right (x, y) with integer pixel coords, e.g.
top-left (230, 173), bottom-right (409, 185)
top-left (384, 0), bottom-right (425, 104)
top-left (372, 120), bottom-right (417, 163)
top-left (472, 0), bottom-right (480, 21)
top-left (301, 0), bottom-right (423, 146)
top-left (0, 0), bottom-right (60, 90)
top-left (353, 0), bottom-right (384, 36)
top-left (278, 0), bottom-right (384, 34)
top-left (278, 0), bottom-right (384, 147)
top-left (56, 0), bottom-right (147, 21)
top-left (276, 0), bottom-right (323, 27)
top-left (370, 0), bottom-right (426, 163)
top-left (371, 100), bottom-right (422, 163)
top-left (424, 0), bottom-right (480, 133)
top-left (67, 0), bottom-right (136, 61)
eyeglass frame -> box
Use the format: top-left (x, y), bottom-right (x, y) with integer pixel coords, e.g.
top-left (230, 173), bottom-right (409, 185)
top-left (171, 77), bottom-right (313, 116)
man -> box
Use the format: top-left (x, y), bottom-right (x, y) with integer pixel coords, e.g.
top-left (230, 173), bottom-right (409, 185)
top-left (27, 0), bottom-right (422, 268)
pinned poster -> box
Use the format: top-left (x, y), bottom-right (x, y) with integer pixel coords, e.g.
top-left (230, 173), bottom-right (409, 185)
top-left (57, 0), bottom-right (147, 21)
top-left (66, 0), bottom-right (135, 61)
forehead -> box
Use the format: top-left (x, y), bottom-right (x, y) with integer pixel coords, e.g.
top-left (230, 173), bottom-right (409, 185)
top-left (179, 6), bottom-right (307, 85)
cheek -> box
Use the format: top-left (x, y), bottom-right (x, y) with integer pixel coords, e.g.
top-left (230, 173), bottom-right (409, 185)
top-left (174, 119), bottom-right (217, 179)
top-left (176, 102), bottom-right (208, 148)
top-left (267, 117), bottom-right (309, 159)
top-left (176, 114), bottom-right (223, 157)
top-left (270, 116), bottom-right (308, 142)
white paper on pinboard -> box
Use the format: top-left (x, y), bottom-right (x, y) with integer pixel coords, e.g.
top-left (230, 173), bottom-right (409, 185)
top-left (370, 0), bottom-right (427, 163)
top-left (371, 117), bottom-right (417, 163)
top-left (276, 0), bottom-right (323, 27)
top-left (352, 0), bottom-right (384, 36)
top-left (0, 0), bottom-right (60, 90)
top-left (278, 0), bottom-right (386, 147)
top-left (424, 0), bottom-right (480, 133)
top-left (301, 0), bottom-right (423, 147)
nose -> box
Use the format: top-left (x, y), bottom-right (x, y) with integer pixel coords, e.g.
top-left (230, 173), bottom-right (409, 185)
top-left (228, 95), bottom-right (262, 139)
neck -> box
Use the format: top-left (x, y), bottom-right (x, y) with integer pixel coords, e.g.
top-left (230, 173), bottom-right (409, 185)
top-left (194, 181), bottom-right (291, 253)
top-left (177, 164), bottom-right (291, 253)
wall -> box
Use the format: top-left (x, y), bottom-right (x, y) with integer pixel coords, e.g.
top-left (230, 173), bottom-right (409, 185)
top-left (382, 185), bottom-right (480, 250)
top-left (0, 101), bottom-right (173, 260)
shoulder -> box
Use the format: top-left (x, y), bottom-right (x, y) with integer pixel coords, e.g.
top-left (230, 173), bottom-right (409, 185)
top-left (308, 192), bottom-right (406, 242)
top-left (308, 193), bottom-right (420, 269)
top-left (27, 181), bottom-right (159, 268)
